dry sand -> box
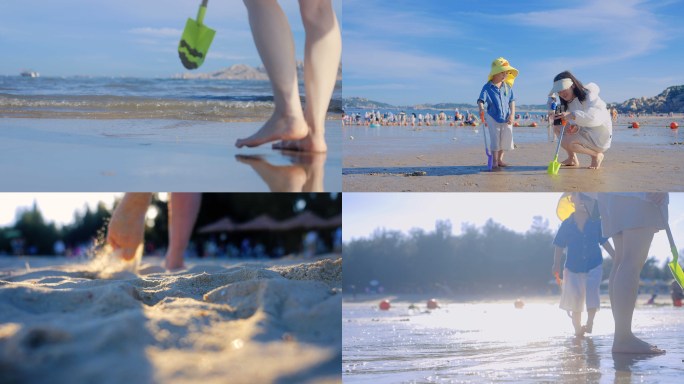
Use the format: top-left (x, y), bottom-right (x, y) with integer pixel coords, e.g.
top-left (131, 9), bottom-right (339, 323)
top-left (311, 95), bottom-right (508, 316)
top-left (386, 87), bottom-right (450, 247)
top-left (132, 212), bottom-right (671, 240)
top-left (343, 116), bottom-right (684, 192)
top-left (0, 255), bottom-right (341, 384)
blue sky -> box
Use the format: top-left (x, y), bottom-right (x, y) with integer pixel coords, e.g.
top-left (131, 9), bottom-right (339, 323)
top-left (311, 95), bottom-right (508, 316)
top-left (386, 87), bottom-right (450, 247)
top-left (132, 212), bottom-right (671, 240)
top-left (0, 0), bottom-right (341, 78)
top-left (343, 193), bottom-right (684, 266)
top-left (343, 0), bottom-right (684, 106)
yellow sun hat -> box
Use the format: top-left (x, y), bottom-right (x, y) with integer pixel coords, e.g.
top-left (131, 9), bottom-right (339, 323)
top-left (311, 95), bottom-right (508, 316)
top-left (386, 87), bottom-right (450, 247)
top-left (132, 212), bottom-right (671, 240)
top-left (556, 193), bottom-right (575, 221)
top-left (557, 193), bottom-right (598, 221)
top-left (488, 57), bottom-right (519, 87)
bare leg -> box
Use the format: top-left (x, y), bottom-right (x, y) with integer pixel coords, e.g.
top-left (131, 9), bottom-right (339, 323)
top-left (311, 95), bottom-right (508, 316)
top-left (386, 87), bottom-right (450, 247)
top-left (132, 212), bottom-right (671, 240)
top-left (106, 193), bottom-right (152, 260)
top-left (235, 155), bottom-right (307, 192)
top-left (498, 151), bottom-right (508, 167)
top-left (165, 193), bottom-right (202, 270)
top-left (611, 228), bottom-right (664, 354)
top-left (236, 0), bottom-right (308, 148)
top-left (560, 133), bottom-right (579, 166)
top-left (585, 308), bottom-right (597, 333)
top-left (273, 0), bottom-right (341, 152)
top-left (569, 142), bottom-right (604, 169)
top-left (572, 311), bottom-right (585, 337)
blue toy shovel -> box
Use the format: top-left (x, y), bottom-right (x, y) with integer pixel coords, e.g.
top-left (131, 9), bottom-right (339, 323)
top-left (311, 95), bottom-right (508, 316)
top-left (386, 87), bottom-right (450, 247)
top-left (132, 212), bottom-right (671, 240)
top-left (547, 120), bottom-right (566, 175)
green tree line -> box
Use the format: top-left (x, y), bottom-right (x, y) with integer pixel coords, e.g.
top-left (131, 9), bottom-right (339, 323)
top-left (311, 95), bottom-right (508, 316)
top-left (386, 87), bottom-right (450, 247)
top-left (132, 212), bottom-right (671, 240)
top-left (343, 218), bottom-right (674, 296)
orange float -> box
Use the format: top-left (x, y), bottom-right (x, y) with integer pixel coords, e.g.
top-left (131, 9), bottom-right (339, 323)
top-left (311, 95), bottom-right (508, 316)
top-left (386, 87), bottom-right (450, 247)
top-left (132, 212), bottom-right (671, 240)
top-left (379, 300), bottom-right (391, 310)
top-left (631, 122), bottom-right (640, 129)
top-left (530, 122), bottom-right (538, 127)
top-left (670, 122), bottom-right (679, 129)
top-left (426, 299), bottom-right (439, 309)
top-left (513, 122), bottom-right (520, 127)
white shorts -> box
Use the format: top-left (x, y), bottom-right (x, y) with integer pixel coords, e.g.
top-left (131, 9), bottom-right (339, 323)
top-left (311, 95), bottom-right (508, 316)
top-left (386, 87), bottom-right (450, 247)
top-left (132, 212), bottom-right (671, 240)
top-left (485, 114), bottom-right (514, 151)
top-left (559, 265), bottom-right (602, 312)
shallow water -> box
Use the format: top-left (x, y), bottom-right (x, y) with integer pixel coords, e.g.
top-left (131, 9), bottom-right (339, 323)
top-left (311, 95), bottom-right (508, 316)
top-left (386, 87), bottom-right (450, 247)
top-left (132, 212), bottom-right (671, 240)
top-left (0, 118), bottom-right (341, 192)
top-left (343, 297), bottom-right (684, 383)
top-left (343, 120), bottom-right (683, 159)
top-left (0, 76), bottom-right (342, 120)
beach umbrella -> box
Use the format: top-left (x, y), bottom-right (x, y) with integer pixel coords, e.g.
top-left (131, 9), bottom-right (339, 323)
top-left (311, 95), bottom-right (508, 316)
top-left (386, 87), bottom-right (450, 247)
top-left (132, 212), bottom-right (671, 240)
top-left (236, 214), bottom-right (281, 231)
top-left (197, 217), bottom-right (237, 234)
top-left (178, 0), bottom-right (216, 70)
top-left (276, 211), bottom-right (337, 231)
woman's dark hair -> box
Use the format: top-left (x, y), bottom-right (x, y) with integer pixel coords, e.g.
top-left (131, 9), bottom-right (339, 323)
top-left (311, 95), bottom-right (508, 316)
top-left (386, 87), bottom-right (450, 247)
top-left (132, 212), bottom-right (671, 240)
top-left (554, 70), bottom-right (587, 106)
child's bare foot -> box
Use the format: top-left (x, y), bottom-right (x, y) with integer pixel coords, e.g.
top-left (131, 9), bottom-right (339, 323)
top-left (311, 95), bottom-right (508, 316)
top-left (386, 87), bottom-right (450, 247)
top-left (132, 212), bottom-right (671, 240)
top-left (498, 161), bottom-right (509, 167)
top-left (589, 153), bottom-right (604, 169)
top-left (236, 113), bottom-right (308, 148)
top-left (575, 327), bottom-right (586, 337)
top-left (612, 334), bottom-right (665, 354)
top-left (584, 322), bottom-right (593, 334)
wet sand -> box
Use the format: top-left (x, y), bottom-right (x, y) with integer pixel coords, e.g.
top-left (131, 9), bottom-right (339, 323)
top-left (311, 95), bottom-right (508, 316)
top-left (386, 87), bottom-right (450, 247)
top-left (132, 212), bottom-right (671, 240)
top-left (343, 116), bottom-right (684, 192)
top-left (343, 295), bottom-right (684, 383)
top-left (0, 118), bottom-right (341, 192)
top-left (0, 255), bottom-right (341, 384)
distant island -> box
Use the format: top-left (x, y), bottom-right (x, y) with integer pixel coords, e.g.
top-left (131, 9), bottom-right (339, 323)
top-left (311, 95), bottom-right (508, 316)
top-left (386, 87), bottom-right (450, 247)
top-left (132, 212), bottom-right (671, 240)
top-left (345, 85), bottom-right (684, 114)
top-left (173, 62), bottom-right (342, 82)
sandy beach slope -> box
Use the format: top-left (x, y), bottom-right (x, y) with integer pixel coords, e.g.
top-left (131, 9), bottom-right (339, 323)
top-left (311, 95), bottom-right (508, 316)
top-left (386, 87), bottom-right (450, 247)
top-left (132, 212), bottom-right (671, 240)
top-left (0, 118), bottom-right (341, 192)
top-left (0, 255), bottom-right (341, 384)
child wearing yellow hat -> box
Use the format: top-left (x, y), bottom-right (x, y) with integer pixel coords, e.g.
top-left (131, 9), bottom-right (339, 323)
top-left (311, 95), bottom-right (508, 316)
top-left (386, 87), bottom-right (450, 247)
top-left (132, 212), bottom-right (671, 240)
top-left (553, 193), bottom-right (615, 337)
top-left (477, 57), bottom-right (518, 170)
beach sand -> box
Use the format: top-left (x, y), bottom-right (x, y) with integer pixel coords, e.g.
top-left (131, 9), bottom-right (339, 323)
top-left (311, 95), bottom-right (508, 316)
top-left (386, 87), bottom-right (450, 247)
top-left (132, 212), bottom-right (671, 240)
top-left (0, 255), bottom-right (341, 384)
top-left (343, 116), bottom-right (684, 192)
top-left (0, 118), bottom-right (341, 192)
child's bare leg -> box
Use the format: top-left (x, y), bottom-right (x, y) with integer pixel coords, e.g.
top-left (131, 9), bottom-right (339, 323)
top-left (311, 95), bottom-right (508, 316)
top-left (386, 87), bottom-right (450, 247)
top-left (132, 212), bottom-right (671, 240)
top-left (585, 308), bottom-right (597, 333)
top-left (106, 193), bottom-right (152, 260)
top-left (165, 193), bottom-right (202, 270)
top-left (273, 0), bottom-right (341, 153)
top-left (498, 151), bottom-right (508, 167)
top-left (572, 312), bottom-right (584, 337)
top-left (236, 0), bottom-right (308, 148)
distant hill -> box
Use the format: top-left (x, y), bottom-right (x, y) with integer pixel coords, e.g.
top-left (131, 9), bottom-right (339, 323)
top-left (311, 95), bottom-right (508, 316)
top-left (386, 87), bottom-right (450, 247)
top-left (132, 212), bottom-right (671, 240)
top-left (610, 85), bottom-right (684, 114)
top-left (173, 62), bottom-right (342, 81)
top-left (344, 97), bottom-right (546, 112)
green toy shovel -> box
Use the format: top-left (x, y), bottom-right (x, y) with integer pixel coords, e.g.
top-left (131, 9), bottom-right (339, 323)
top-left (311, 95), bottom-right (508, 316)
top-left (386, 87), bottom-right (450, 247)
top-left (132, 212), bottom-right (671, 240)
top-left (178, 0), bottom-right (215, 70)
top-left (664, 220), bottom-right (684, 289)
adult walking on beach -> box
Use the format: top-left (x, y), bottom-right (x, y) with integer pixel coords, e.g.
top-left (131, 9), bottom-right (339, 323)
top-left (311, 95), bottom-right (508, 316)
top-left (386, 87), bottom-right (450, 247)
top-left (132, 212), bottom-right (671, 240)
top-left (549, 71), bottom-right (612, 169)
top-left (597, 192), bottom-right (668, 354)
top-left (235, 0), bottom-right (341, 153)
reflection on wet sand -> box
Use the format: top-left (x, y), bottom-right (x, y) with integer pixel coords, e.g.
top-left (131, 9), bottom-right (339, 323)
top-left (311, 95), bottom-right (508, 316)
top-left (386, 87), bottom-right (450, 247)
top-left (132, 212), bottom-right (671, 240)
top-left (236, 152), bottom-right (326, 192)
top-left (612, 352), bottom-right (660, 384)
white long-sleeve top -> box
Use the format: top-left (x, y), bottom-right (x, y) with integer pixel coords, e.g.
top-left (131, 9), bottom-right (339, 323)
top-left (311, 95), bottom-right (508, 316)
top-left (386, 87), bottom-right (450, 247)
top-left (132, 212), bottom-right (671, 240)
top-left (567, 82), bottom-right (613, 150)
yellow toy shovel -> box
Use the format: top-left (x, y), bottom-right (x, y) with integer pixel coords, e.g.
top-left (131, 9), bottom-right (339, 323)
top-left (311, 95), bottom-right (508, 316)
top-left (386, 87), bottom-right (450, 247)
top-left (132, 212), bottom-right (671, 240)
top-left (178, 0), bottom-right (215, 70)
top-left (665, 220), bottom-right (684, 289)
